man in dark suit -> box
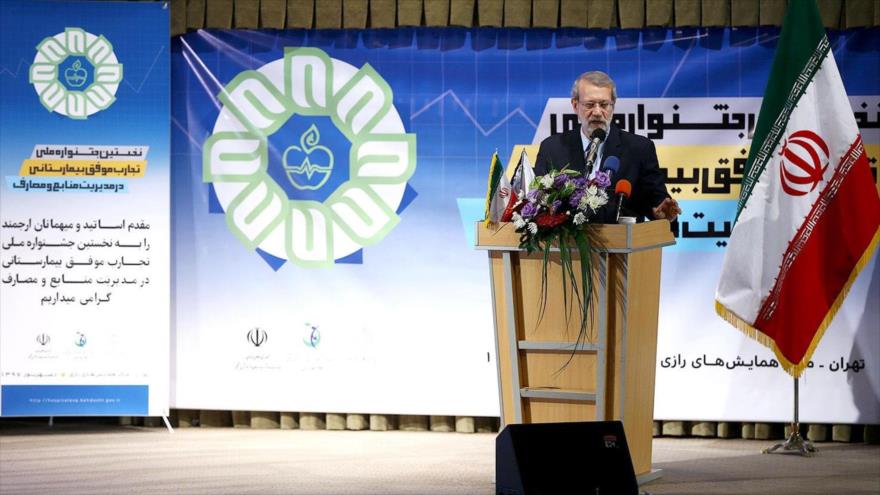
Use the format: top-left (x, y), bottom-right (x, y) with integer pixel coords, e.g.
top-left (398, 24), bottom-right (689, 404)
top-left (534, 71), bottom-right (680, 222)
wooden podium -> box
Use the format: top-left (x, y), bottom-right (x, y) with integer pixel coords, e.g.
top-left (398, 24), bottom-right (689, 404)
top-left (476, 220), bottom-right (675, 479)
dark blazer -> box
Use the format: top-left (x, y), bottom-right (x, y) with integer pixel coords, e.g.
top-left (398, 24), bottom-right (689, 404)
top-left (534, 124), bottom-right (670, 222)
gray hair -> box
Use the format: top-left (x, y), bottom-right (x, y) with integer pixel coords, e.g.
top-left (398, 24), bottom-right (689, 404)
top-left (570, 71), bottom-right (617, 102)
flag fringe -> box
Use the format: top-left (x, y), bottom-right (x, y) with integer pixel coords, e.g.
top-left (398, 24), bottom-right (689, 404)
top-left (715, 225), bottom-right (880, 379)
top-left (713, 301), bottom-right (794, 372)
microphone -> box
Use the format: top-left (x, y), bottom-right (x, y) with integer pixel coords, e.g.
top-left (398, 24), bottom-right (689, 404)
top-left (584, 128), bottom-right (607, 173)
top-left (602, 156), bottom-right (620, 179)
top-left (614, 179), bottom-right (632, 223)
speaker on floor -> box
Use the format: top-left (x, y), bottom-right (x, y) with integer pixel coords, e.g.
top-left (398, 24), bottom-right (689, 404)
top-left (496, 420), bottom-right (639, 495)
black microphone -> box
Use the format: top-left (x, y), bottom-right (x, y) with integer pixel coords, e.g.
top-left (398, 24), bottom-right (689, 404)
top-left (584, 128), bottom-right (607, 173)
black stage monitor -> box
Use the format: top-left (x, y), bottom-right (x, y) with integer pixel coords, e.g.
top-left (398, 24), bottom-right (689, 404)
top-left (496, 420), bottom-right (639, 495)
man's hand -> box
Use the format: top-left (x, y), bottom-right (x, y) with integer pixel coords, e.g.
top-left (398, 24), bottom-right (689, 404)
top-left (652, 197), bottom-right (681, 222)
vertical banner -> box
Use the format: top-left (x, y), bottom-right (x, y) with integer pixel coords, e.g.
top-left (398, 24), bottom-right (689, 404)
top-left (0, 1), bottom-right (170, 416)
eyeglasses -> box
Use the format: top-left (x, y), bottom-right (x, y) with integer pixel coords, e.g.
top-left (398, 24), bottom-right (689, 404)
top-left (576, 100), bottom-right (613, 110)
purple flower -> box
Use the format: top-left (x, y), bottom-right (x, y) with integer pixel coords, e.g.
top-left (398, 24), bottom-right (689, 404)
top-left (553, 173), bottom-right (570, 188)
top-left (526, 189), bottom-right (541, 202)
top-left (550, 199), bottom-right (563, 214)
top-left (520, 202), bottom-right (538, 219)
top-left (572, 177), bottom-right (588, 189)
top-left (569, 191), bottom-right (585, 207)
top-left (593, 170), bottom-right (611, 189)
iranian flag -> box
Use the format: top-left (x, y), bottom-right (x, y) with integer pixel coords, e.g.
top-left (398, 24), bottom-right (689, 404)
top-left (715, 0), bottom-right (880, 378)
top-left (483, 151), bottom-right (513, 225)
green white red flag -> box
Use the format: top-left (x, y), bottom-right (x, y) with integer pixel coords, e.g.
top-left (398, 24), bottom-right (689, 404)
top-left (502, 149), bottom-right (536, 222)
top-left (483, 151), bottom-right (513, 225)
top-left (715, 0), bottom-right (880, 378)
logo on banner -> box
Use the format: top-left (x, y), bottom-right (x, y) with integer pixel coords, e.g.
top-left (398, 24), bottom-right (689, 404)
top-left (29, 28), bottom-right (123, 119)
top-left (247, 327), bottom-right (268, 347)
top-left (303, 323), bottom-right (321, 349)
top-left (36, 333), bottom-right (51, 346)
top-left (74, 332), bottom-right (87, 347)
top-left (284, 124), bottom-right (334, 190)
top-left (204, 47), bottom-right (417, 269)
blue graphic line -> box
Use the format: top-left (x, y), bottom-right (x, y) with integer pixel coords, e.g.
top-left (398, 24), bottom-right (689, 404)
top-left (197, 30), bottom-right (268, 72)
top-left (661, 34), bottom-right (702, 98)
top-left (180, 37), bottom-right (226, 108)
top-left (181, 45), bottom-right (222, 110)
top-left (410, 89), bottom-right (538, 136)
top-left (0, 59), bottom-right (29, 78)
top-left (123, 45), bottom-right (167, 94)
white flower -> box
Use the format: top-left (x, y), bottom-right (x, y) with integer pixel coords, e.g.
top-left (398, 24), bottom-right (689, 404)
top-left (577, 195), bottom-right (590, 211)
top-left (527, 222), bottom-right (538, 235)
top-left (540, 175), bottom-right (553, 188)
top-left (512, 212), bottom-right (526, 229)
top-left (586, 194), bottom-right (604, 211)
top-left (587, 184), bottom-right (598, 195)
top-left (573, 212), bottom-right (586, 225)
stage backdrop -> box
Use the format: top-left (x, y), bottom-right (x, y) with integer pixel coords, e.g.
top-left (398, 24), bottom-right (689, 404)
top-left (172, 28), bottom-right (879, 422)
top-left (0, 0), bottom-right (170, 417)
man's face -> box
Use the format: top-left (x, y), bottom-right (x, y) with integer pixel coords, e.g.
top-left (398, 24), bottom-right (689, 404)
top-left (571, 82), bottom-right (615, 137)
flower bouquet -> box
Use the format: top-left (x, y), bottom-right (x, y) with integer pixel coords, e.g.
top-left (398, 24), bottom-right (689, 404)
top-left (509, 168), bottom-right (611, 348)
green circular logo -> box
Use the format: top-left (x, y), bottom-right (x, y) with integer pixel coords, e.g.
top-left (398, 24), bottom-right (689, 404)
top-left (29, 28), bottom-right (123, 119)
top-left (204, 48), bottom-right (416, 268)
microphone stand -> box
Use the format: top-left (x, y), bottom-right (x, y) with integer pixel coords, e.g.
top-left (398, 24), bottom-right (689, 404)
top-left (585, 141), bottom-right (600, 174)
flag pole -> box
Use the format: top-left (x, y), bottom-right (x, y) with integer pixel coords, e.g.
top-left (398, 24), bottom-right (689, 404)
top-left (762, 377), bottom-right (818, 456)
